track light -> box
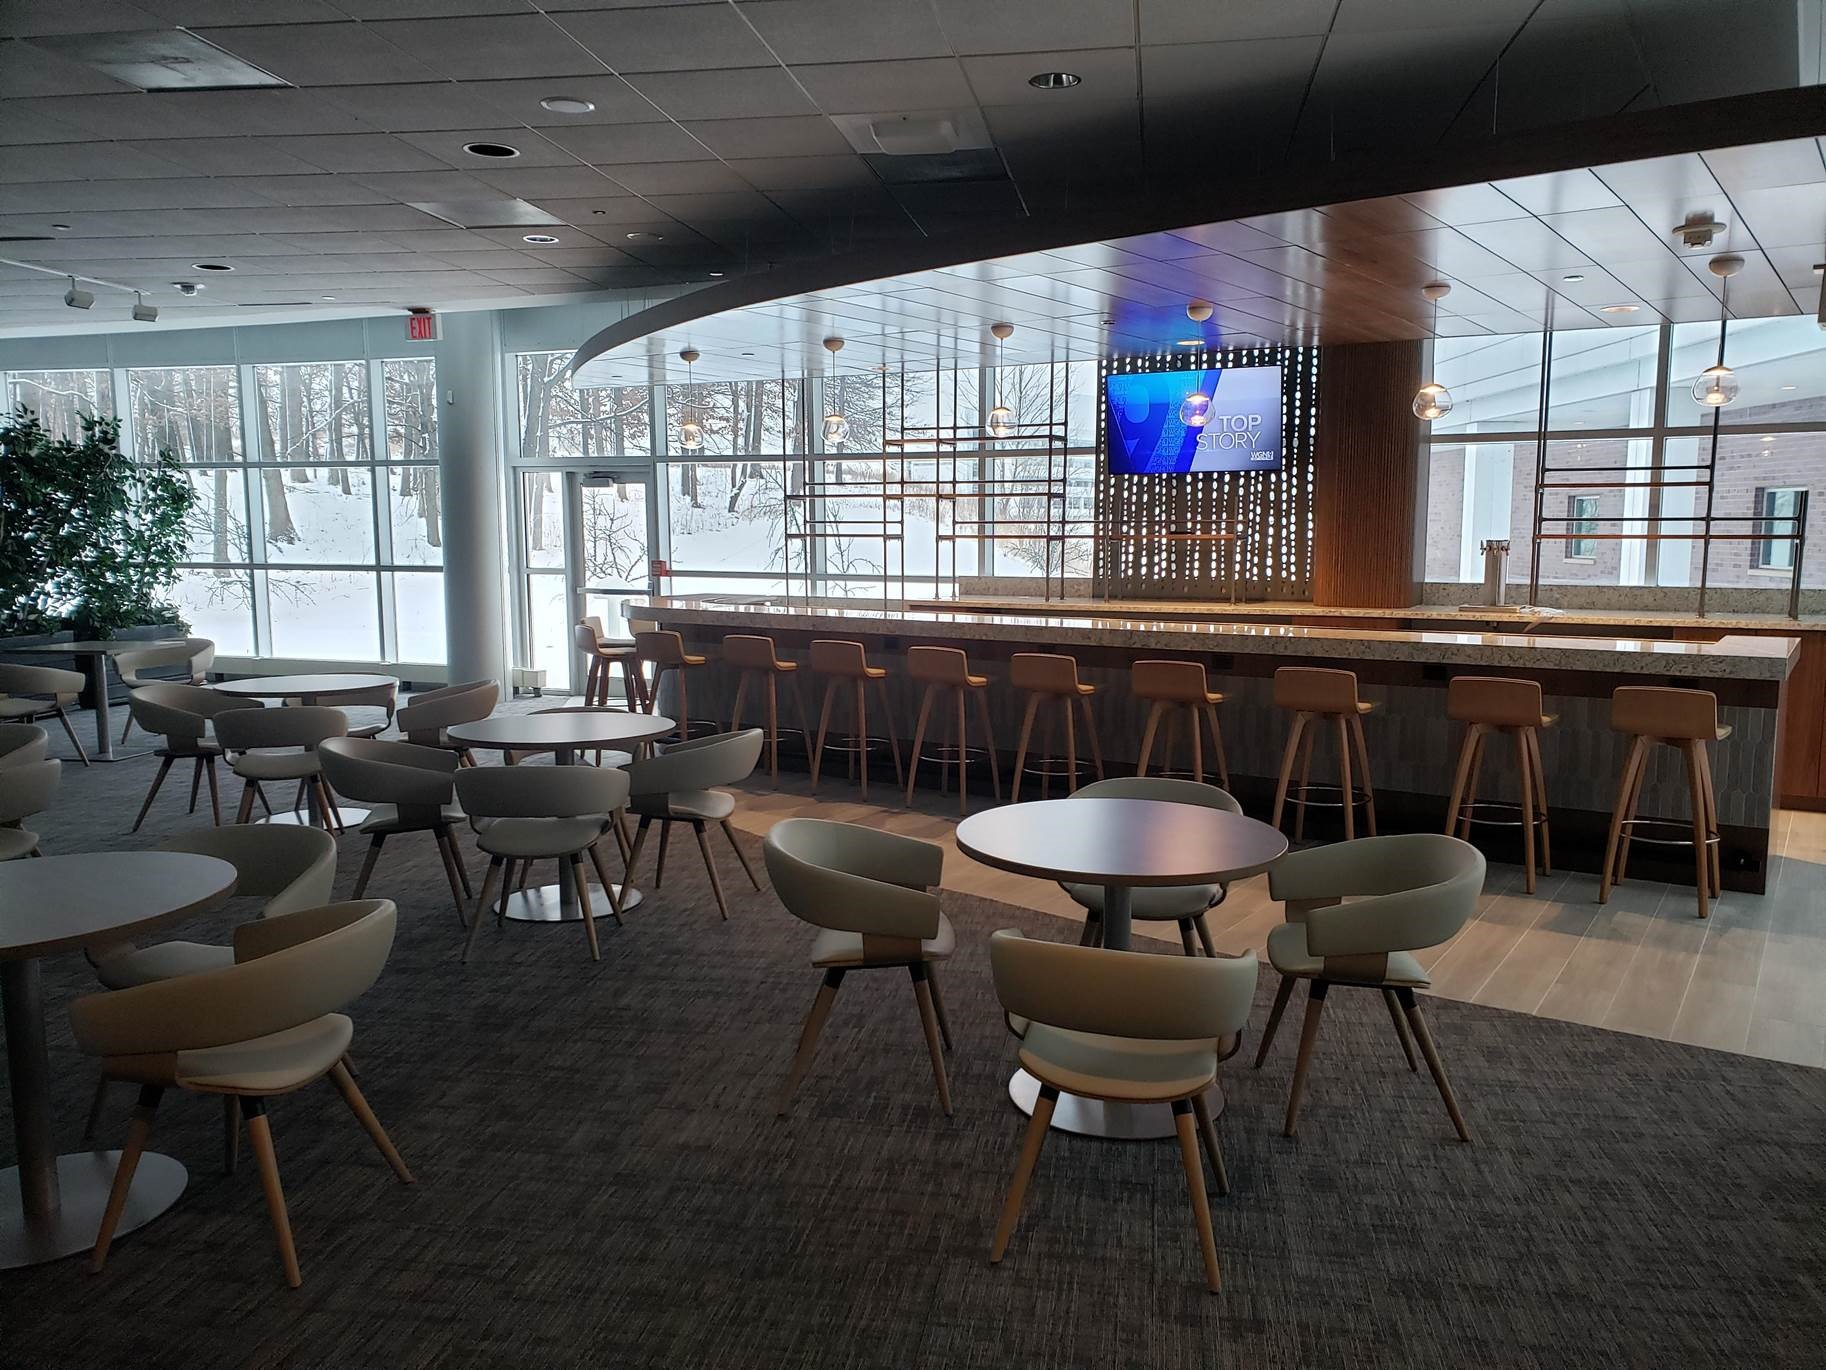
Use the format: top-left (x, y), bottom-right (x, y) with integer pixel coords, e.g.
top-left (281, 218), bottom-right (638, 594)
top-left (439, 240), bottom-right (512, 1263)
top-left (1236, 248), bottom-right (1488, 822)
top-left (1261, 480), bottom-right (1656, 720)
top-left (131, 292), bottom-right (158, 323)
top-left (63, 277), bottom-right (94, 310)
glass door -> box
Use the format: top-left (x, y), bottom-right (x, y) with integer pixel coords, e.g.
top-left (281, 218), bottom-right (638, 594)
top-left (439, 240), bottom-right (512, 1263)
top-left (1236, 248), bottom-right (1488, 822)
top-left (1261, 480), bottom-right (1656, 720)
top-left (573, 472), bottom-right (655, 668)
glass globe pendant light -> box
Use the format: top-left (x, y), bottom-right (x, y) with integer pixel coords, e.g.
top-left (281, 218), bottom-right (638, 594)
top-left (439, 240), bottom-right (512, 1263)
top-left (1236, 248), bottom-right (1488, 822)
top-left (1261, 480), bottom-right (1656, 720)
top-left (821, 336), bottom-right (848, 446)
top-left (1691, 254), bottom-right (1744, 409)
top-left (987, 321), bottom-right (1015, 437)
top-left (1179, 391), bottom-right (1213, 428)
top-left (677, 347), bottom-right (703, 450)
top-left (1412, 282), bottom-right (1454, 421)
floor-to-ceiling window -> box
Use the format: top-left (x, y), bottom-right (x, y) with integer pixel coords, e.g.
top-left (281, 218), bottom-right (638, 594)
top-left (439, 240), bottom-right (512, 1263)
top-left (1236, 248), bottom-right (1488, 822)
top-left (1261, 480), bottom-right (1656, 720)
top-left (6, 357), bottom-right (442, 662)
top-left (1423, 314), bottom-right (1826, 593)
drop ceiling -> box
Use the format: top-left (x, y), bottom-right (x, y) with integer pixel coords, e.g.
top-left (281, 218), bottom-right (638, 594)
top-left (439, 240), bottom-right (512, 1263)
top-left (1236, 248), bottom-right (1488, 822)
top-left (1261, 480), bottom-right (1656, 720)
top-left (1, 0), bottom-right (1820, 334)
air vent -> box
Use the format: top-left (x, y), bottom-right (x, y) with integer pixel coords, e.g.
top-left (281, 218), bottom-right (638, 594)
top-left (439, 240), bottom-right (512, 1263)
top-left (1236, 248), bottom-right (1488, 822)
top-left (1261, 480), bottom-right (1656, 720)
top-left (236, 301), bottom-right (312, 308)
top-left (25, 29), bottom-right (287, 92)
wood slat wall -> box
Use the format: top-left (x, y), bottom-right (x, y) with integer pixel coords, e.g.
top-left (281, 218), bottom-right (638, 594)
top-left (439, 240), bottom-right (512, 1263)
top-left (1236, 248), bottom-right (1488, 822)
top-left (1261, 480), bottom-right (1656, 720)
top-left (1311, 339), bottom-right (1426, 609)
top-left (1094, 346), bottom-right (1318, 600)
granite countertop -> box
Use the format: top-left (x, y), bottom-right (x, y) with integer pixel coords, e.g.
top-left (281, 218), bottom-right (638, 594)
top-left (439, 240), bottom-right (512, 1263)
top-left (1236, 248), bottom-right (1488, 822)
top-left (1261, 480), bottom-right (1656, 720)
top-left (628, 597), bottom-right (1799, 681)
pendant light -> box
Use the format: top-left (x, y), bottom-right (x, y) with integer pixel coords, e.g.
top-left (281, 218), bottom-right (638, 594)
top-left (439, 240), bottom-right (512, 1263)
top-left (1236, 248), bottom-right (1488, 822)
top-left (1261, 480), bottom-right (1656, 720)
top-left (1692, 255), bottom-right (1743, 409)
top-left (987, 321), bottom-right (1014, 437)
top-left (821, 336), bottom-right (849, 446)
top-left (1412, 282), bottom-right (1454, 421)
top-left (677, 348), bottom-right (704, 449)
top-left (1178, 300), bottom-right (1214, 425)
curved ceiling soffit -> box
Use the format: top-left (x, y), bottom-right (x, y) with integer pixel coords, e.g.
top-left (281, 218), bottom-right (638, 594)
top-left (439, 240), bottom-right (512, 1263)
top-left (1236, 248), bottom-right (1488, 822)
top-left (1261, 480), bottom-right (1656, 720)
top-left (568, 86), bottom-right (1826, 384)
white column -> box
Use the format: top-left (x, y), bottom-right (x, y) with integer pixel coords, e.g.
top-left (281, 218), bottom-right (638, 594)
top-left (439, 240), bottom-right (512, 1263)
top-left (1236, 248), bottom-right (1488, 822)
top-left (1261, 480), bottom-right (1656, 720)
top-left (437, 311), bottom-right (510, 689)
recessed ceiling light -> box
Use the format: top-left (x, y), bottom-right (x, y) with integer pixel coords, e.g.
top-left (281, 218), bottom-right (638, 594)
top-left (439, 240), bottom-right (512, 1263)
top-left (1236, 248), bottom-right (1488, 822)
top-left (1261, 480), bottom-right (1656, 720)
top-left (522, 233), bottom-right (560, 244)
top-left (50, 223), bottom-right (71, 231)
top-left (1781, 384), bottom-right (1797, 390)
top-left (191, 261), bottom-right (233, 271)
top-left (539, 96), bottom-right (596, 115)
top-left (172, 281), bottom-right (203, 295)
top-left (1027, 71), bottom-right (1081, 90)
top-left (625, 231), bottom-right (664, 242)
top-left (708, 270), bottom-right (725, 277)
top-left (320, 295), bottom-right (336, 301)
top-left (463, 141), bottom-right (521, 159)
top-left (740, 351), bottom-right (754, 357)
top-left (1600, 304), bottom-right (1640, 314)
top-left (1561, 273), bottom-right (1585, 282)
top-left (1176, 338), bottom-right (1202, 346)
top-left (1761, 435), bottom-right (1776, 443)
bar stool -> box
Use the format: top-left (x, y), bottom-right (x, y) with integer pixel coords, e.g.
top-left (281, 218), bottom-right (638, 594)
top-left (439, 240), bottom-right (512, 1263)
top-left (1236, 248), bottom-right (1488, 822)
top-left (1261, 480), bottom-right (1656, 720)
top-left (724, 633), bottom-right (810, 787)
top-left (1132, 659), bottom-right (1228, 788)
top-left (807, 639), bottom-right (903, 799)
top-left (1442, 676), bottom-right (1555, 893)
top-left (578, 617), bottom-right (640, 710)
top-left (1270, 666), bottom-right (1376, 841)
top-left (1600, 686), bottom-right (1727, 918)
top-left (1009, 653), bottom-right (1103, 802)
top-left (633, 629), bottom-right (707, 742)
top-left (904, 646), bottom-right (1000, 816)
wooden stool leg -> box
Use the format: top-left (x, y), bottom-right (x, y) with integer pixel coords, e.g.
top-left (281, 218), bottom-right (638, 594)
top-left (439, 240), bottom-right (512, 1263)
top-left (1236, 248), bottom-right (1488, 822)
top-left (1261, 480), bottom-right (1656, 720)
top-left (854, 680), bottom-right (870, 799)
top-left (1335, 713), bottom-right (1354, 841)
top-left (1526, 727), bottom-right (1554, 874)
top-left (1699, 741), bottom-right (1722, 897)
top-left (765, 673), bottom-right (780, 787)
top-left (1270, 713), bottom-right (1307, 833)
top-left (1137, 701), bottom-right (1163, 777)
top-left (1459, 729), bottom-right (1486, 840)
top-left (1011, 692), bottom-right (1039, 803)
top-left (1444, 724), bottom-right (1478, 836)
top-left (677, 668), bottom-right (690, 741)
top-left (1189, 703), bottom-right (1204, 784)
top-left (1039, 701), bottom-right (1055, 800)
top-left (1063, 692), bottom-right (1079, 794)
top-left (975, 687), bottom-right (1001, 802)
top-left (1349, 712), bottom-right (1376, 835)
top-left (1616, 738), bottom-right (1652, 885)
top-left (1082, 694), bottom-right (1105, 781)
top-left (905, 685), bottom-right (934, 807)
top-left (876, 677), bottom-right (904, 787)
top-left (1204, 702), bottom-right (1229, 791)
top-left (729, 668), bottom-right (749, 733)
top-left (1683, 740), bottom-right (1710, 919)
top-left (954, 688), bottom-right (969, 816)
top-left (1294, 722), bottom-right (1316, 841)
top-left (810, 679), bottom-right (836, 790)
top-left (1513, 727), bottom-right (1537, 893)
top-left (1599, 735), bottom-right (1647, 903)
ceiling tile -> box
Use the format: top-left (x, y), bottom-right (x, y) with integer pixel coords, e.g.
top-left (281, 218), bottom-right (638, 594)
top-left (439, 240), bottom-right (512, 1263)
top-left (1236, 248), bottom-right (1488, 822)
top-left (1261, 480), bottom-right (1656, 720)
top-left (1727, 182), bottom-right (1826, 249)
top-left (552, 5), bottom-right (777, 72)
top-left (1137, 0), bottom-right (1337, 43)
top-left (0, 40), bottom-right (136, 97)
top-left (541, 122), bottom-right (714, 164)
top-left (365, 15), bottom-right (604, 81)
top-left (192, 23), bottom-right (444, 86)
top-left (467, 164), bottom-right (625, 199)
top-left (929, 0), bottom-right (1134, 53)
top-left (264, 134), bottom-right (454, 174)
top-left (463, 75), bottom-right (666, 127)
top-left (0, 141), bottom-right (187, 183)
top-left (737, 0), bottom-right (952, 63)
top-left (791, 59), bottom-right (974, 115)
top-left (349, 169), bottom-right (510, 200)
top-left (1494, 169), bottom-right (1622, 215)
top-left (0, 103), bottom-right (113, 145)
top-left (961, 48), bottom-right (1137, 105)
top-left (725, 155), bottom-right (880, 191)
top-left (681, 116), bottom-right (851, 160)
top-left (526, 197), bottom-right (665, 226)
top-left (1702, 139), bottom-right (1826, 194)
top-left (312, 83), bottom-right (488, 133)
top-left (123, 138), bottom-right (329, 177)
top-left (626, 67), bottom-right (817, 121)
top-left (594, 161), bottom-right (751, 195)
top-left (397, 127), bottom-right (581, 170)
top-left (213, 176), bottom-right (394, 207)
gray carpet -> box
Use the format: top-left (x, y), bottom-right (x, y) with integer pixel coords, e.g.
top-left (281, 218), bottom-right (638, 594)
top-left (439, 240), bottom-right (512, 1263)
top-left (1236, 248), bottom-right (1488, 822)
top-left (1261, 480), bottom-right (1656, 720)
top-left (4, 712), bottom-right (1825, 1368)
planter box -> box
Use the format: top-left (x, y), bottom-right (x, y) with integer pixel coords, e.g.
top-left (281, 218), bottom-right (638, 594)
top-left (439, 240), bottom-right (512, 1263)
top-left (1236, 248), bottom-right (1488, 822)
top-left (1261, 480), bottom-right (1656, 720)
top-left (0, 623), bottom-right (186, 709)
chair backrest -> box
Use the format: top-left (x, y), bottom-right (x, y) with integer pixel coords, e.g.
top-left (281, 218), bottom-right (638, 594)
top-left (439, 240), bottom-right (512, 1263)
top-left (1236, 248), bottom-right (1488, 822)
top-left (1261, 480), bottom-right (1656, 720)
top-left (722, 634), bottom-right (780, 671)
top-left (304, 681), bottom-right (398, 715)
top-left (68, 900), bottom-right (397, 1061)
top-left (186, 638), bottom-right (217, 677)
top-left (809, 639), bottom-right (870, 677)
top-left (1611, 685), bottom-right (1718, 741)
top-left (1273, 666), bottom-right (1360, 714)
top-left (0, 757), bottom-right (60, 825)
top-left (115, 642), bottom-right (198, 684)
top-left (1073, 775), bottom-right (1241, 814)
top-left (455, 762), bottom-right (628, 821)
top-left (214, 703), bottom-right (347, 752)
top-left (991, 929), bottom-right (1258, 1042)
top-left (1010, 652), bottom-right (1080, 694)
top-left (1131, 658), bottom-right (1210, 704)
top-left (626, 728), bottom-right (762, 797)
top-left (318, 736), bottom-right (456, 809)
top-left (763, 817), bottom-right (941, 939)
top-left (0, 662), bottom-right (83, 697)
top-left (129, 682), bottom-right (262, 751)
top-left (907, 644), bottom-right (972, 686)
top-left (1268, 833), bottom-right (1485, 959)
top-left (158, 824), bottom-right (338, 916)
top-left (634, 629), bottom-right (689, 668)
top-left (574, 620), bottom-right (602, 656)
top-left (1447, 675), bottom-right (1544, 728)
top-left (397, 679), bottom-right (498, 737)
top-left (0, 723), bottom-right (49, 770)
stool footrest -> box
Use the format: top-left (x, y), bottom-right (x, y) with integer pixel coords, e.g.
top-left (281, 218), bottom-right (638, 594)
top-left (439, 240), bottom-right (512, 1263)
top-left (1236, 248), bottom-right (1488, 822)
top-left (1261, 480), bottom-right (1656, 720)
top-left (1618, 817), bottom-right (1720, 848)
top-left (1457, 798), bottom-right (1551, 830)
top-left (1285, 782), bottom-right (1372, 809)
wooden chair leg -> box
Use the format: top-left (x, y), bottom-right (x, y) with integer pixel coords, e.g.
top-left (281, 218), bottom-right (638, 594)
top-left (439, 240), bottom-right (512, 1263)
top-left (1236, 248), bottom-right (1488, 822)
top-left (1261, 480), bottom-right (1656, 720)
top-left (626, 815), bottom-right (654, 880)
top-left (91, 1084), bottom-right (161, 1272)
top-left (1270, 713), bottom-right (1305, 833)
top-left (654, 819), bottom-right (673, 888)
top-left (1349, 711), bottom-right (1377, 836)
top-left (1177, 919), bottom-right (1200, 956)
top-left (1282, 979), bottom-right (1329, 1137)
top-left (1192, 912), bottom-right (1218, 957)
top-left (990, 1083), bottom-right (1057, 1262)
top-left (1136, 701), bottom-right (1163, 777)
top-left (1382, 988), bottom-right (1419, 1071)
top-left (925, 965), bottom-right (954, 1051)
top-left (910, 963), bottom-right (952, 1115)
top-left (54, 705), bottom-right (90, 766)
top-left (569, 855), bottom-right (601, 960)
top-left (242, 1099), bottom-right (302, 1287)
top-left (1173, 1099), bottom-right (1222, 1293)
top-left (132, 755), bottom-right (177, 832)
top-left (810, 679), bottom-right (836, 790)
top-left (223, 1095), bottom-right (239, 1174)
top-left (1078, 914), bottom-right (1102, 947)
top-left (1514, 726), bottom-right (1537, 893)
top-left (205, 756), bottom-right (222, 826)
top-left (1253, 974), bottom-right (1295, 1068)
top-left (234, 778), bottom-right (258, 825)
top-left (1397, 988), bottom-right (1471, 1141)
top-left (327, 1061), bottom-right (414, 1183)
top-left (905, 685), bottom-right (934, 807)
top-left (433, 829), bottom-right (469, 922)
top-left (353, 834), bottom-right (386, 898)
top-left (1190, 1091), bottom-right (1230, 1197)
top-left (188, 756), bottom-right (204, 814)
top-left (953, 689), bottom-right (969, 815)
top-left (778, 969), bottom-right (844, 1116)
top-left (444, 827), bottom-right (473, 896)
top-left (1599, 736), bottom-right (1647, 903)
top-left (462, 856), bottom-right (502, 962)
top-left (82, 1074), bottom-right (111, 1144)
top-left (692, 820), bottom-right (729, 920)
top-left (586, 839), bottom-right (627, 925)
top-left (719, 819), bottom-right (761, 890)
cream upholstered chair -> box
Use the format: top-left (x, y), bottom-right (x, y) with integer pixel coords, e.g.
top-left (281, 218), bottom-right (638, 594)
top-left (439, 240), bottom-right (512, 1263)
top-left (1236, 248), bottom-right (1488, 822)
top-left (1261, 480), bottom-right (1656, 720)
top-left (318, 738), bottom-right (470, 919)
top-left (114, 638), bottom-right (214, 742)
top-left (1253, 833), bottom-right (1485, 1142)
top-left (127, 683), bottom-right (262, 831)
top-left (214, 704), bottom-right (348, 829)
top-left (302, 680), bottom-right (397, 740)
top-left (0, 722), bottom-right (49, 771)
top-left (397, 679), bottom-right (498, 767)
top-left (455, 763), bottom-right (630, 963)
top-left (0, 662), bottom-right (90, 765)
top-left (0, 755), bottom-right (60, 861)
top-left (764, 818), bottom-right (955, 1117)
top-left (988, 929), bottom-right (1258, 1294)
top-left (625, 729), bottom-right (764, 920)
top-left (82, 824), bottom-right (340, 1149)
top-left (1062, 777), bottom-right (1240, 956)
top-left (72, 899), bottom-right (411, 1288)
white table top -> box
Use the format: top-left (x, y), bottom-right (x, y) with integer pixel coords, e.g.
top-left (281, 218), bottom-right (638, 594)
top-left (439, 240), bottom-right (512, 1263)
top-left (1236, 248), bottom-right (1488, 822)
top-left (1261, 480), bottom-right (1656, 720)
top-left (0, 852), bottom-right (238, 961)
top-left (213, 673), bottom-right (398, 698)
top-left (955, 798), bottom-right (1288, 887)
top-left (17, 639), bottom-right (186, 656)
top-left (448, 711), bottom-right (676, 751)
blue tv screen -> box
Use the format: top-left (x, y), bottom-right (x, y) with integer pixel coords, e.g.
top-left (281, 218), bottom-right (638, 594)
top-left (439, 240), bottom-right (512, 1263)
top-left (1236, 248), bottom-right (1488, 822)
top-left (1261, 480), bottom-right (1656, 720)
top-left (1105, 366), bottom-right (1284, 475)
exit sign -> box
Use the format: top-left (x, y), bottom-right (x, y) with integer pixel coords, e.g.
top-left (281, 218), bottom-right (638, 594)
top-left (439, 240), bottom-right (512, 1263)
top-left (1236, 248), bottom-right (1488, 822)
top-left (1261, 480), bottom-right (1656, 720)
top-left (406, 311), bottom-right (440, 342)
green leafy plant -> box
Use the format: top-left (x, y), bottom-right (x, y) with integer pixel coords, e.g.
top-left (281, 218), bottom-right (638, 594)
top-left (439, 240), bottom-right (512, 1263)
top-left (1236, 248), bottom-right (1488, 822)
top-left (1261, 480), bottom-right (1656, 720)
top-left (0, 408), bottom-right (197, 638)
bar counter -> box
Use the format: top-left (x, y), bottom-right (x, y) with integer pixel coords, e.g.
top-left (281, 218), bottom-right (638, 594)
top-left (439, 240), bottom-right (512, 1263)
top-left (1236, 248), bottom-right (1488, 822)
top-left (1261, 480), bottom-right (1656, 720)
top-left (625, 596), bottom-right (1804, 892)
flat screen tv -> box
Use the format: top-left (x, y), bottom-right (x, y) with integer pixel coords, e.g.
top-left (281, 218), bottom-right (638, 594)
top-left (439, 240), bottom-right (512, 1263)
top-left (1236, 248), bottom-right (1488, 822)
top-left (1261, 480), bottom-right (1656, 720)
top-left (1105, 366), bottom-right (1284, 475)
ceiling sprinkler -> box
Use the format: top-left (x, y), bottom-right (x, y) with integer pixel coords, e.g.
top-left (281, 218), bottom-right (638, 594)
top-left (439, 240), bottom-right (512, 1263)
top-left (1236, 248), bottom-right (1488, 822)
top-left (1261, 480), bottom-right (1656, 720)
top-left (1672, 213), bottom-right (1727, 250)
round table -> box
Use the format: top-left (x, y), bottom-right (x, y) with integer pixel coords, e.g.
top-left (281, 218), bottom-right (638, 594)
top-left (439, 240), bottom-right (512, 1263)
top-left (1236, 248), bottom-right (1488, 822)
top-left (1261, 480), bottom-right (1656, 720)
top-left (0, 852), bottom-right (238, 1268)
top-left (954, 797), bottom-right (1288, 1140)
top-left (211, 672), bottom-right (399, 702)
top-left (447, 712), bottom-right (676, 923)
